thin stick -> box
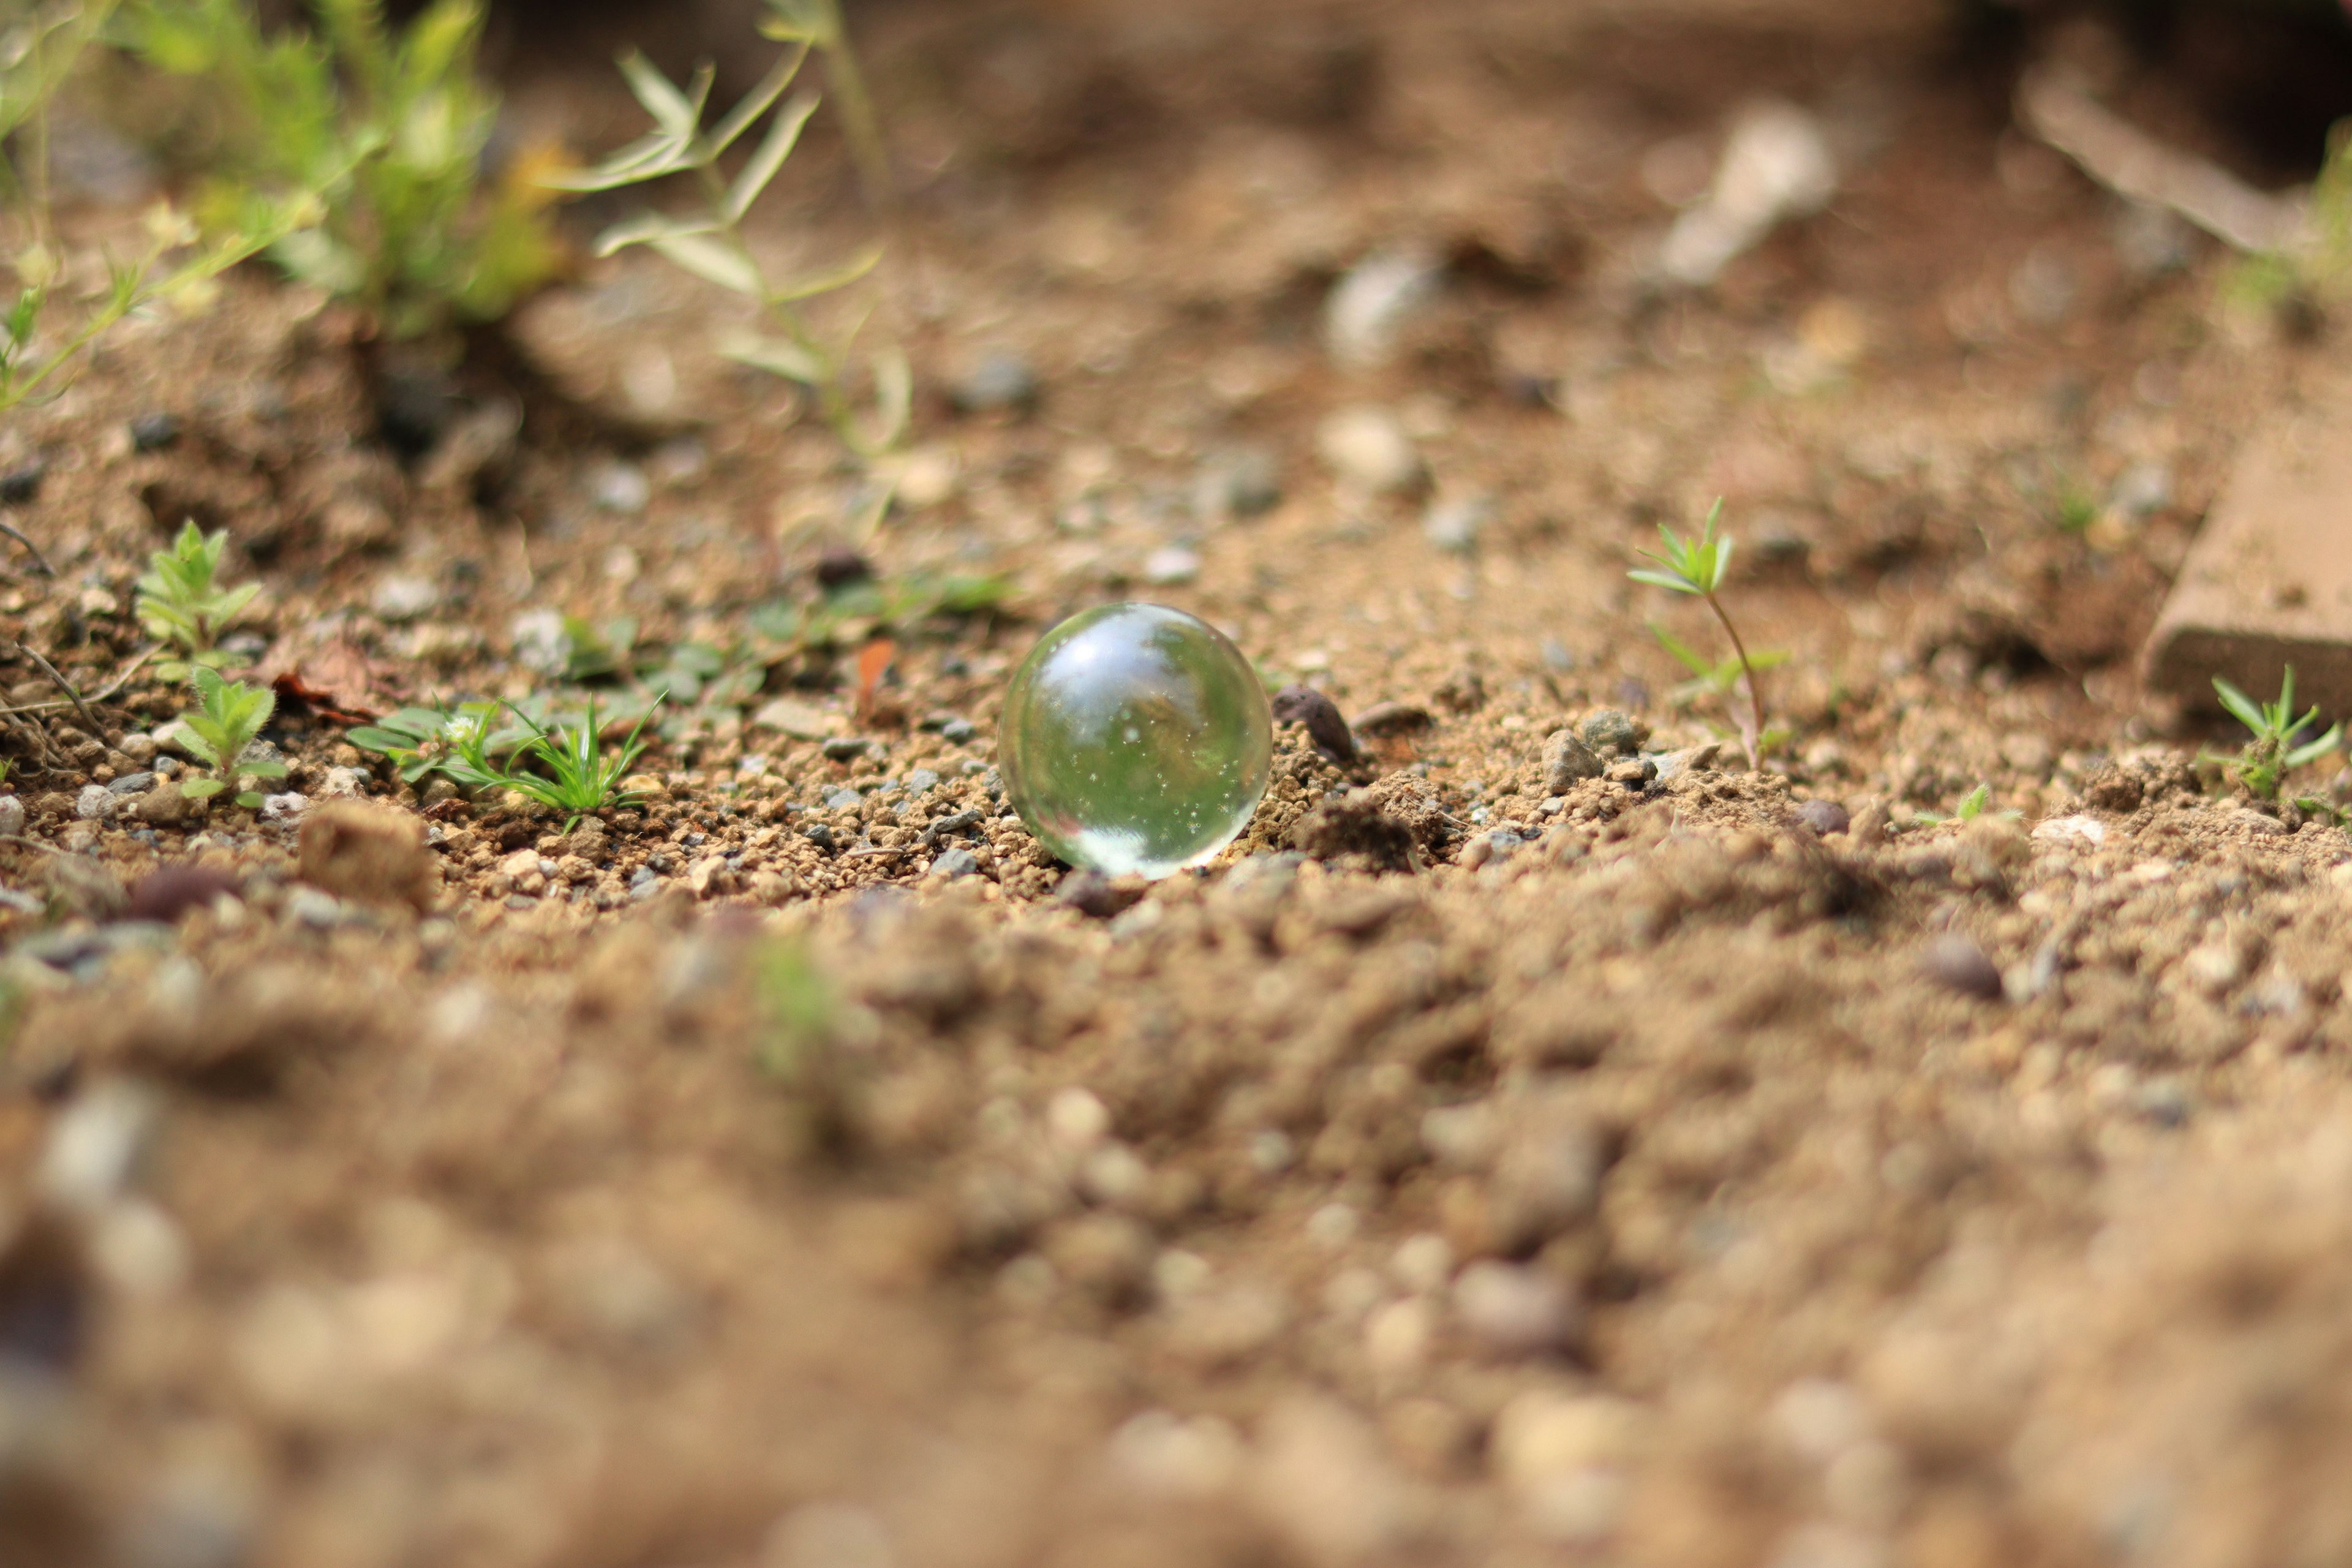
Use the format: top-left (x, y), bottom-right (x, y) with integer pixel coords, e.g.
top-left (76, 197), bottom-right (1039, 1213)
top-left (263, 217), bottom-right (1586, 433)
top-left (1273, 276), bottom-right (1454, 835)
top-left (0, 518), bottom-right (54, 576)
top-left (14, 642), bottom-right (98, 736)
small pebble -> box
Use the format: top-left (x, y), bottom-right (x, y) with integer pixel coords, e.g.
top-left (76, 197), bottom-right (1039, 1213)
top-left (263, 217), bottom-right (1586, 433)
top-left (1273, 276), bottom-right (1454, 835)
top-left (1543, 729), bottom-right (1603, 793)
top-left (1142, 545), bottom-right (1202, 586)
top-left (951, 350), bottom-right (1039, 415)
top-left (904, 768), bottom-right (941, 794)
top-left (1353, 701), bottom-right (1432, 739)
top-left (822, 738), bottom-right (873, 762)
top-left (1057, 869), bottom-right (1144, 919)
top-left (1921, 934), bottom-right (2003, 1000)
top-left (940, 718), bottom-right (978, 745)
top-left (107, 772), bottom-right (157, 796)
top-left (589, 459), bottom-right (650, 515)
top-left (371, 575), bottom-right (440, 622)
top-left (1604, 756), bottom-right (1657, 787)
top-left (1422, 493), bottom-right (1492, 555)
top-left (0, 458), bottom-right (45, 504)
top-left (1455, 1262), bottom-right (1580, 1359)
top-left (803, 823), bottom-right (839, 851)
top-left (1272, 685), bottom-right (1356, 764)
top-left (76, 785), bottom-right (114, 821)
top-left (1194, 445), bottom-right (1283, 520)
top-left (1795, 799), bottom-right (1850, 835)
top-left (127, 865), bottom-right (239, 923)
top-left (821, 786), bottom-right (863, 813)
top-left (129, 412), bottom-right (181, 451)
top-left (929, 847), bottom-right (980, 880)
top-left (813, 548), bottom-right (874, 589)
top-left (1580, 710), bottom-right (1648, 756)
top-left (1316, 407), bottom-right (1421, 494)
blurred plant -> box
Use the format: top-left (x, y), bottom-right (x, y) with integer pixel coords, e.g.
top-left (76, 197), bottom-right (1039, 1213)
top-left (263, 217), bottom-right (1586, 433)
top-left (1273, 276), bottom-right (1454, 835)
top-left (346, 698), bottom-right (511, 786)
top-left (124, 0), bottom-right (563, 342)
top-left (2208, 665), bottom-right (2342, 804)
top-left (137, 520), bottom-right (259, 678)
top-left (755, 938), bottom-right (835, 1082)
top-left (1629, 499), bottom-right (1776, 768)
top-left (748, 568), bottom-right (1009, 657)
top-left (2225, 118), bottom-right (2352, 318)
top-left (175, 665), bottom-right (283, 806)
top-left (548, 4), bottom-right (907, 456)
top-left (0, 2), bottom-right (315, 417)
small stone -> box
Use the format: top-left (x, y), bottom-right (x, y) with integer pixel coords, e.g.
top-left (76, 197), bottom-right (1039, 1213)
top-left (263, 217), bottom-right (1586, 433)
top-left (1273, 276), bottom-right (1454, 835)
top-left (259, 793), bottom-right (308, 823)
top-left (296, 801), bottom-right (437, 911)
top-left (686, 856), bottom-right (734, 899)
top-left (940, 718), bottom-right (978, 745)
top-left (0, 458), bottom-right (45, 504)
top-left (1327, 246), bottom-right (1443, 372)
top-left (0, 794), bottom-right (24, 837)
top-left (285, 887), bottom-right (345, 928)
top-left (76, 785), bottom-right (115, 821)
top-left (116, 733), bottom-right (159, 765)
top-left (370, 575), bottom-right (440, 622)
top-left (1047, 1087), bottom-right (1112, 1152)
top-left (1453, 1261), bottom-right (1580, 1358)
top-left (813, 548), bottom-right (873, 589)
top-left (1057, 869), bottom-right (1144, 919)
top-left (1542, 729), bottom-right (1604, 793)
top-left (129, 412), bottom-right (181, 452)
top-left (127, 865), bottom-right (237, 922)
top-left (1423, 492), bottom-right (1492, 555)
top-left (821, 786), bottom-right (862, 814)
top-left (821, 737), bottom-right (873, 762)
top-left (589, 459), bottom-right (650, 514)
top-left (1316, 406), bottom-right (1421, 494)
top-left (1272, 685), bottom-right (1356, 764)
top-left (1921, 934), bottom-right (2003, 1000)
top-left (1580, 709), bottom-right (1649, 756)
top-left (950, 350), bottom-right (1039, 415)
top-left (750, 698), bottom-right (842, 741)
top-left (802, 823), bottom-right (838, 851)
top-left (1650, 742), bottom-right (1722, 783)
top-left (1142, 545), bottom-right (1202, 585)
top-left (1795, 798), bottom-right (1851, 835)
top-left (38, 1078), bottom-right (160, 1210)
top-left (1605, 756), bottom-right (1658, 787)
top-left (107, 772), bottom-right (156, 796)
top-left (928, 847), bottom-right (980, 881)
top-left (1195, 445), bottom-right (1283, 521)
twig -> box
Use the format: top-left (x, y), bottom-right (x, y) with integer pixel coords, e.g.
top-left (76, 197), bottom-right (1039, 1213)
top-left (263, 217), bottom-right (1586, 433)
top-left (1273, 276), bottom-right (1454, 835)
top-left (13, 641), bottom-right (99, 736)
top-left (0, 518), bottom-right (54, 576)
top-left (2018, 66), bottom-right (2307, 256)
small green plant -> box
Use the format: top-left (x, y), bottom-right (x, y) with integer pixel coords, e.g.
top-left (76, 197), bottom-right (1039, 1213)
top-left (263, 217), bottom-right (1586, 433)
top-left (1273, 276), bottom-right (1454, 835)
top-left (1915, 783), bottom-right (2021, 826)
top-left (2226, 118), bottom-right (2352, 317)
top-left (2209, 665), bottom-right (2342, 804)
top-left (0, 2), bottom-right (315, 417)
top-left (346, 699), bottom-right (511, 786)
top-left (137, 521), bottom-right (260, 677)
top-left (125, 0), bottom-right (562, 342)
top-left (175, 666), bottom-right (283, 806)
top-left (756, 938), bottom-right (836, 1082)
top-left (548, 3), bottom-right (907, 456)
top-left (467, 697), bottom-right (659, 831)
top-left (1629, 499), bottom-right (1776, 769)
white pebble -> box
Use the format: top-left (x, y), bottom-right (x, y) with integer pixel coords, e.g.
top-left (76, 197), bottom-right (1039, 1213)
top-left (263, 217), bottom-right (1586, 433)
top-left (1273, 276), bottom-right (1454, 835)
top-left (1046, 1086), bottom-right (1112, 1152)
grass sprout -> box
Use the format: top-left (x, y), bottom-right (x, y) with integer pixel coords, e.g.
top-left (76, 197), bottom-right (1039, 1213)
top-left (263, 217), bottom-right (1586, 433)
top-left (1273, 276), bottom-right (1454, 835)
top-left (467, 696), bottom-right (660, 831)
top-left (175, 666), bottom-right (284, 807)
top-left (2209, 665), bottom-right (2342, 804)
top-left (137, 521), bottom-right (259, 678)
top-left (1915, 783), bottom-right (2021, 826)
top-left (547, 7), bottom-right (906, 456)
top-left (1629, 498), bottom-right (1776, 768)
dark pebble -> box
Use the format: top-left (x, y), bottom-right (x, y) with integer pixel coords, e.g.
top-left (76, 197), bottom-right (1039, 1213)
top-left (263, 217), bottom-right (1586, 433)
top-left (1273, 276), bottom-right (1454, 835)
top-left (929, 848), bottom-right (981, 880)
top-left (1057, 869), bottom-right (1144, 920)
top-left (951, 350), bottom-right (1039, 415)
top-left (126, 864), bottom-right (239, 923)
top-left (941, 718), bottom-right (977, 744)
top-left (1581, 709), bottom-right (1649, 757)
top-left (1921, 934), bottom-right (2004, 1000)
top-left (814, 548), bottom-right (873, 589)
top-left (0, 458), bottom-right (45, 505)
top-left (1795, 798), bottom-right (1850, 835)
top-left (1271, 685), bottom-right (1356, 764)
top-left (129, 413), bottom-right (181, 452)
top-left (803, 823), bottom-right (839, 851)
top-left (822, 737), bottom-right (873, 761)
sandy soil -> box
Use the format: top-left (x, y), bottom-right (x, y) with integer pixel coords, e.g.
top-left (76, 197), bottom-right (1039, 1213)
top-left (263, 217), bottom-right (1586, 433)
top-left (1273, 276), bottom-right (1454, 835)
top-left (4, 2), bottom-right (2352, 1565)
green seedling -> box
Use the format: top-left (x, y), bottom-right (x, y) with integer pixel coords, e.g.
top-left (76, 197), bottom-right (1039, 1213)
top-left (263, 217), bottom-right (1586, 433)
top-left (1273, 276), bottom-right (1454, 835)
top-left (176, 666), bottom-right (284, 807)
top-left (468, 696), bottom-right (660, 832)
top-left (756, 938), bottom-right (836, 1082)
top-left (137, 521), bottom-right (259, 677)
top-left (346, 699), bottom-right (515, 787)
top-left (0, 3), bottom-right (317, 418)
top-left (547, 9), bottom-right (907, 456)
top-left (2226, 119), bottom-right (2352, 319)
top-left (126, 0), bottom-right (562, 342)
top-left (1630, 499), bottom-right (1776, 769)
top-left (2209, 665), bottom-right (2342, 804)
top-left (748, 570), bottom-right (1009, 657)
top-left (1914, 783), bottom-right (2021, 826)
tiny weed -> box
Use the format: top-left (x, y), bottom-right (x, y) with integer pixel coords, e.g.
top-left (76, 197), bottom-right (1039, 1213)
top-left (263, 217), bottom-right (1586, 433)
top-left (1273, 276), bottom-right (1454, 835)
top-left (548, 2), bottom-right (906, 456)
top-left (1915, 783), bottom-right (2021, 826)
top-left (175, 666), bottom-right (284, 807)
top-left (126, 0), bottom-right (562, 342)
top-left (756, 939), bottom-right (836, 1083)
top-left (468, 696), bottom-right (659, 831)
top-left (1629, 498), bottom-right (1776, 769)
top-left (137, 521), bottom-right (259, 677)
top-left (2225, 119), bottom-right (2352, 319)
top-left (748, 570), bottom-right (1010, 657)
top-left (2208, 665), bottom-right (2342, 803)
top-left (346, 699), bottom-right (513, 786)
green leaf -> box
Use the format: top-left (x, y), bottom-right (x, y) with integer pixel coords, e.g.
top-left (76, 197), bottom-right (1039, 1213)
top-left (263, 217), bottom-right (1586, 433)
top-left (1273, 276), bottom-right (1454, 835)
top-left (708, 51), bottom-right (807, 157)
top-left (648, 232), bottom-right (763, 297)
top-left (179, 777), bottom-right (225, 800)
top-left (591, 212), bottom-right (722, 260)
top-left (727, 91), bottom-right (820, 221)
top-left (1628, 568), bottom-right (1700, 595)
top-left (2288, 722), bottom-right (2344, 769)
top-left (617, 51), bottom-right (701, 137)
top-left (2214, 676), bottom-right (2267, 734)
top-left (243, 758), bottom-right (288, 779)
top-left (720, 330), bottom-right (826, 384)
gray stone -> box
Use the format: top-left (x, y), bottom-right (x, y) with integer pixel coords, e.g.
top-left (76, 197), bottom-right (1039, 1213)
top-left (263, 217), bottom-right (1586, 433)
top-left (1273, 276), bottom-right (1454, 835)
top-left (1542, 729), bottom-right (1604, 793)
top-left (1921, 933), bottom-right (2003, 1000)
top-left (1142, 545), bottom-right (1201, 585)
top-left (371, 575), bottom-right (440, 622)
top-left (1580, 710), bottom-right (1649, 756)
top-left (822, 786), bottom-right (863, 812)
top-left (930, 847), bottom-right (981, 880)
top-left (76, 785), bottom-right (114, 821)
top-left (1795, 798), bottom-right (1851, 835)
top-left (904, 768), bottom-right (941, 794)
top-left (951, 350), bottom-right (1039, 415)
top-left (1423, 493), bottom-right (1493, 556)
top-left (1195, 446), bottom-right (1283, 521)
top-left (107, 772), bottom-right (157, 796)
top-left (1325, 246), bottom-right (1442, 369)
top-left (821, 737), bottom-right (873, 761)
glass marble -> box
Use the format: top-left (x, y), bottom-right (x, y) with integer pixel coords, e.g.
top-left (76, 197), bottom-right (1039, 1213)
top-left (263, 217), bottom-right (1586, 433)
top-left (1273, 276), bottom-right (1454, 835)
top-left (999, 602), bottom-right (1273, 880)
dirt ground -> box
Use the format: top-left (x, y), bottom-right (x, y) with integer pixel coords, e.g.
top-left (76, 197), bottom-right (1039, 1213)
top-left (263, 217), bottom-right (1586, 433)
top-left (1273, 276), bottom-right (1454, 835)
top-left (6, 1), bottom-right (2352, 1564)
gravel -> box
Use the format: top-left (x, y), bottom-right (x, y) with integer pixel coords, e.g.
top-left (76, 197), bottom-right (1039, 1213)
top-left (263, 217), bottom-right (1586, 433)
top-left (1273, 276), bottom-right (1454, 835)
top-left (1920, 933), bottom-right (2003, 1000)
top-left (1795, 798), bottom-right (1852, 835)
top-left (1316, 407), bottom-right (1421, 494)
top-left (1542, 729), bottom-right (1604, 793)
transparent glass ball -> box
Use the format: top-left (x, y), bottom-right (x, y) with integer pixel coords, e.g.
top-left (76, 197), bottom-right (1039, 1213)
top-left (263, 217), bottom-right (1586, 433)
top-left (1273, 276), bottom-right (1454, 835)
top-left (998, 603), bottom-right (1273, 880)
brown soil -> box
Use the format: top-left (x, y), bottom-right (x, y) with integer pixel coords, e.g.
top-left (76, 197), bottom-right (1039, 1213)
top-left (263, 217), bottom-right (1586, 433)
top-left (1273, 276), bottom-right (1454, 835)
top-left (4, 2), bottom-right (2352, 1566)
